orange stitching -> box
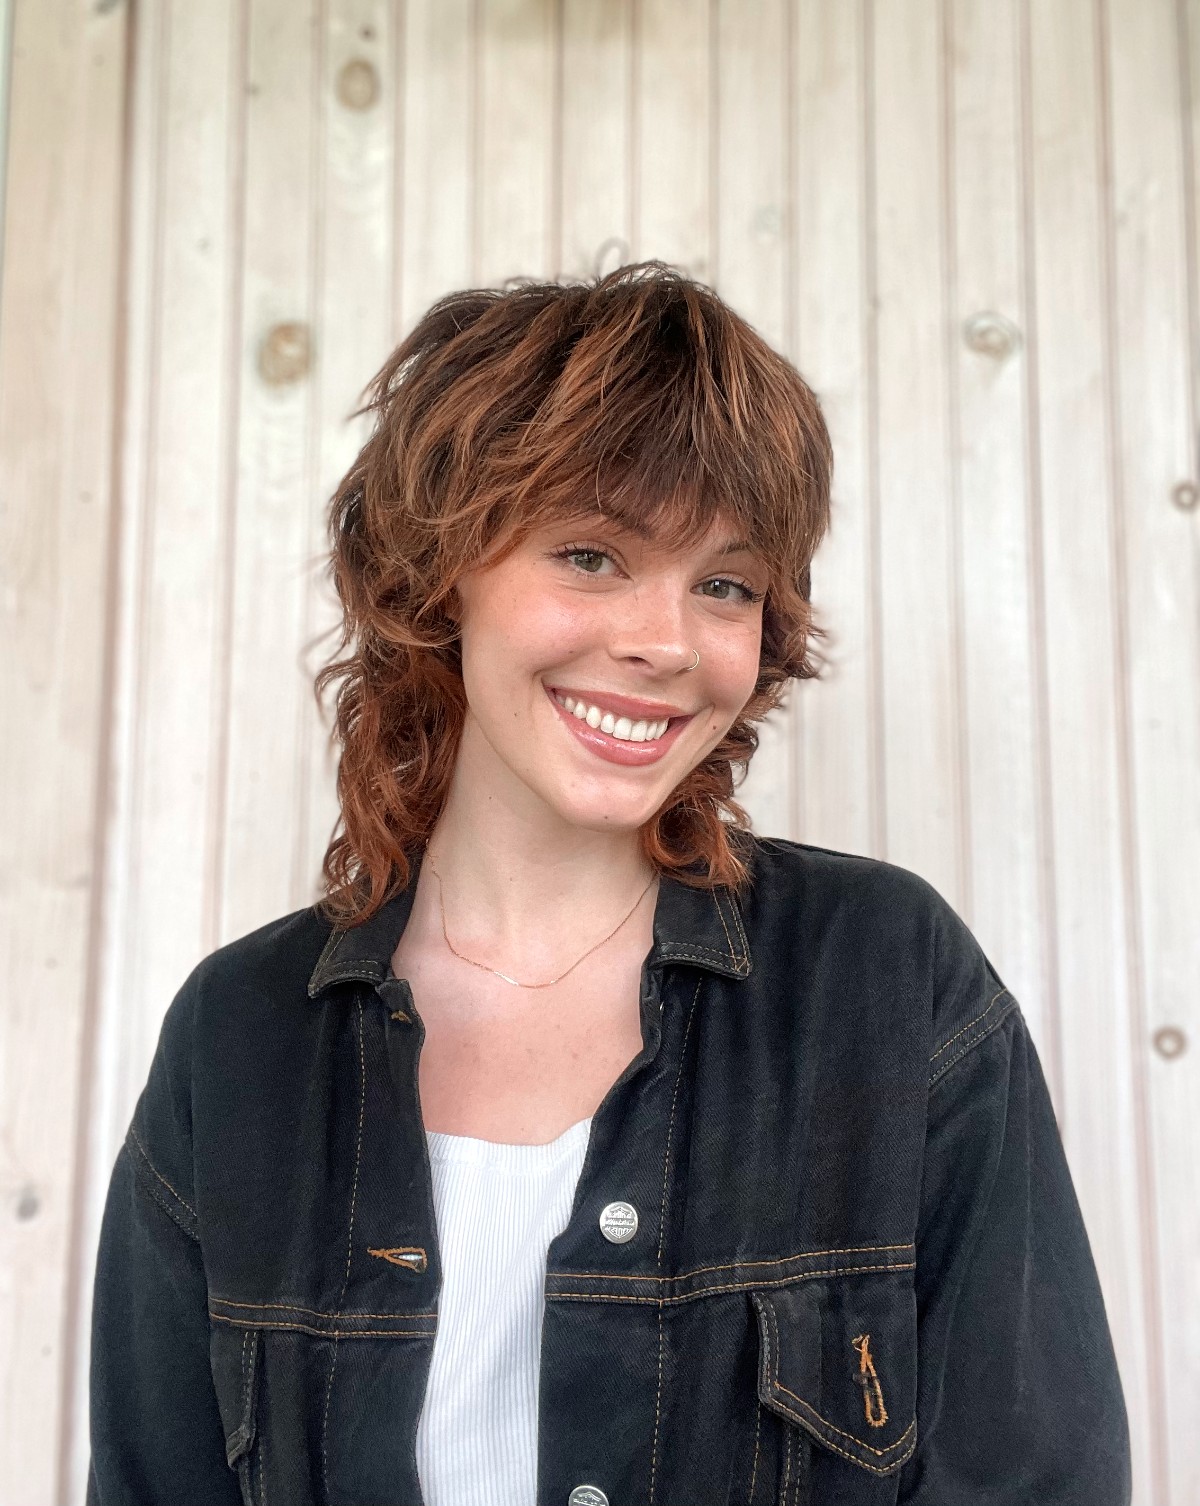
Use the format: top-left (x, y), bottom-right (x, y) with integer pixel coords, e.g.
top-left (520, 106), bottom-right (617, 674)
top-left (367, 1246), bottom-right (427, 1271)
top-left (767, 1301), bottom-right (913, 1459)
top-left (547, 1260), bottom-right (917, 1305)
top-left (851, 1333), bottom-right (888, 1427)
top-left (649, 976), bottom-right (702, 1506)
top-left (210, 1313), bottom-right (434, 1340)
top-left (128, 1124), bottom-right (197, 1218)
top-left (547, 1242), bottom-right (915, 1284)
top-left (211, 1295), bottom-right (431, 1321)
top-left (929, 987), bottom-right (1009, 1061)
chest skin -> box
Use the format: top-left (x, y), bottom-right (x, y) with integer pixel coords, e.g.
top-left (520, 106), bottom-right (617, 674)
top-left (389, 895), bottom-right (655, 1145)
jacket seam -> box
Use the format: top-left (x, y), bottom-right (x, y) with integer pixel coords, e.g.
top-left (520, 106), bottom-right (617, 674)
top-left (127, 1120), bottom-right (198, 1218)
top-left (124, 1132), bottom-right (198, 1234)
top-left (929, 986), bottom-right (1011, 1063)
top-left (210, 1294), bottom-right (432, 1321)
top-left (322, 995), bottom-right (367, 1498)
top-left (710, 888), bottom-right (749, 968)
top-left (649, 977), bottom-right (701, 1506)
top-left (547, 1241), bottom-right (915, 1284)
top-left (927, 995), bottom-right (1019, 1090)
top-left (546, 1259), bottom-right (917, 1305)
top-left (210, 1311), bottom-right (434, 1340)
top-left (307, 923), bottom-right (346, 994)
top-left (122, 1141), bottom-right (201, 1244)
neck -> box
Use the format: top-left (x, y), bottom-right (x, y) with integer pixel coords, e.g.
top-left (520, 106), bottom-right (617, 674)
top-left (410, 770), bottom-right (658, 983)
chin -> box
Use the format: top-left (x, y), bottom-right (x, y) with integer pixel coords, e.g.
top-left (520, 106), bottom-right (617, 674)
top-left (543, 788), bottom-right (665, 835)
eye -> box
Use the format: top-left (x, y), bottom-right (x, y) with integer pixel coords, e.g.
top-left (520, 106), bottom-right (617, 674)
top-left (698, 572), bottom-right (761, 602)
top-left (551, 542), bottom-right (767, 605)
top-left (552, 545), bottom-right (613, 578)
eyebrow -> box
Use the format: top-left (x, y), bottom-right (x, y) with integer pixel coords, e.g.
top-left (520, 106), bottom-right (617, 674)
top-left (585, 517), bottom-right (756, 557)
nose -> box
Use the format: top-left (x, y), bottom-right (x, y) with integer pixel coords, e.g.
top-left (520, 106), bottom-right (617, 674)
top-left (606, 579), bottom-right (698, 676)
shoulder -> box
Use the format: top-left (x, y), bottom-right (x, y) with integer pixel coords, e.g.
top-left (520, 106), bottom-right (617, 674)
top-left (190, 901), bottom-right (332, 1007)
top-left (738, 830), bottom-right (960, 959)
top-left (739, 832), bottom-right (1021, 1083)
top-left (742, 831), bottom-right (942, 916)
top-left (132, 903), bottom-right (335, 1168)
top-left (146, 901), bottom-right (333, 1069)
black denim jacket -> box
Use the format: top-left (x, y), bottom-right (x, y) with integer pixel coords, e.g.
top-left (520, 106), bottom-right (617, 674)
top-left (87, 833), bottom-right (1131, 1506)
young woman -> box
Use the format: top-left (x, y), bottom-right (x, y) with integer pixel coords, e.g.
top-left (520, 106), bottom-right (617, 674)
top-left (88, 263), bottom-right (1130, 1506)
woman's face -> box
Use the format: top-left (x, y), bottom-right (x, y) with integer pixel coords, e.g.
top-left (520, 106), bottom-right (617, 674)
top-left (451, 512), bottom-right (769, 836)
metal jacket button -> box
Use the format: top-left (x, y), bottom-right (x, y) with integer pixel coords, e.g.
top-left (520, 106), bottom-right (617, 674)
top-left (568, 1486), bottom-right (609, 1506)
top-left (598, 1201), bottom-right (638, 1243)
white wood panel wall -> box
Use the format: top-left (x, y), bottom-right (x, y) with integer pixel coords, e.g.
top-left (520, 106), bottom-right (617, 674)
top-left (1, 2), bottom-right (1196, 1502)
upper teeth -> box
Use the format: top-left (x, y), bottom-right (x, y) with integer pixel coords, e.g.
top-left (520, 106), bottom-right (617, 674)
top-left (553, 692), bottom-right (672, 743)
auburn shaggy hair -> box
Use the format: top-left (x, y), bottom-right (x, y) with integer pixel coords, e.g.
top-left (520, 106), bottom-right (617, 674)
top-left (313, 261), bottom-right (833, 927)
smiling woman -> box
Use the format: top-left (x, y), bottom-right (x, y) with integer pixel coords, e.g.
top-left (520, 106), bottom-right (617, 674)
top-left (86, 263), bottom-right (1130, 1506)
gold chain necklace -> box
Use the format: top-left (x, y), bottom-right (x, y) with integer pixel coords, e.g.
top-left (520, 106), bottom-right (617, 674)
top-left (423, 851), bottom-right (659, 989)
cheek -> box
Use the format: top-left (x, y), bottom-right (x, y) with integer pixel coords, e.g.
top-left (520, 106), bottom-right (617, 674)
top-left (708, 631), bottom-right (763, 703)
top-left (485, 592), bottom-right (597, 663)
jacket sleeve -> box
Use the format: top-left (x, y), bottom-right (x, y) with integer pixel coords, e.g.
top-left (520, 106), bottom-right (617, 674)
top-left (900, 964), bottom-right (1132, 1504)
top-left (86, 968), bottom-right (242, 1506)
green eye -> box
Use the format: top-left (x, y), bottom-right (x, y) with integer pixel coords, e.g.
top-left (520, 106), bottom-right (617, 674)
top-left (701, 577), bottom-right (766, 604)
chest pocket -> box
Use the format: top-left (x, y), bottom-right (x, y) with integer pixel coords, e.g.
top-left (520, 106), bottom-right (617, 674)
top-left (748, 1270), bottom-right (918, 1504)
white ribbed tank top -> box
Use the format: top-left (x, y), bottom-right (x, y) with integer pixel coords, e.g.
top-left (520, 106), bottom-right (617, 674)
top-left (414, 1116), bottom-right (593, 1506)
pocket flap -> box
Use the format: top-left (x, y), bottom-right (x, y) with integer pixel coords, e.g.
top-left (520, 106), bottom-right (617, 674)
top-left (751, 1274), bottom-right (918, 1475)
top-left (209, 1322), bottom-right (261, 1468)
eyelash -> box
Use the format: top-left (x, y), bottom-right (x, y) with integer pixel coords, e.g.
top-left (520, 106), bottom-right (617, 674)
top-left (550, 543), bottom-right (767, 605)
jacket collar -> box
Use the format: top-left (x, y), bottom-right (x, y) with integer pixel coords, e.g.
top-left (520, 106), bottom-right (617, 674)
top-left (307, 843), bottom-right (753, 999)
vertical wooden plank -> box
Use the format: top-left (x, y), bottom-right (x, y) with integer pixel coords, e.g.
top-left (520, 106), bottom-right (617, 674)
top-left (61, 0), bottom-right (245, 1497)
top-left (0, 0), bottom-right (128, 1498)
top-left (560, 0), bottom-right (632, 280)
top-left (869, 0), bottom-right (962, 904)
top-left (218, 0), bottom-right (323, 938)
top-left (710, 0), bottom-right (793, 836)
top-left (635, 0), bottom-right (712, 275)
top-left (298, 0), bottom-right (397, 909)
top-left (476, 0), bottom-right (556, 284)
top-left (399, 0), bottom-right (474, 327)
top-left (1025, 1), bottom-right (1159, 1499)
top-left (1106, 0), bottom-right (1199, 1498)
top-left (0, 0), bottom-right (12, 274)
top-left (946, 0), bottom-right (1049, 1030)
top-left (1179, 10), bottom-right (1200, 1484)
top-left (787, 0), bottom-right (875, 857)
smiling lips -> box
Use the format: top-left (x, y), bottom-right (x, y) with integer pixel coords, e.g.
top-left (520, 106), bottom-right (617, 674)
top-left (544, 685), bottom-right (695, 767)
